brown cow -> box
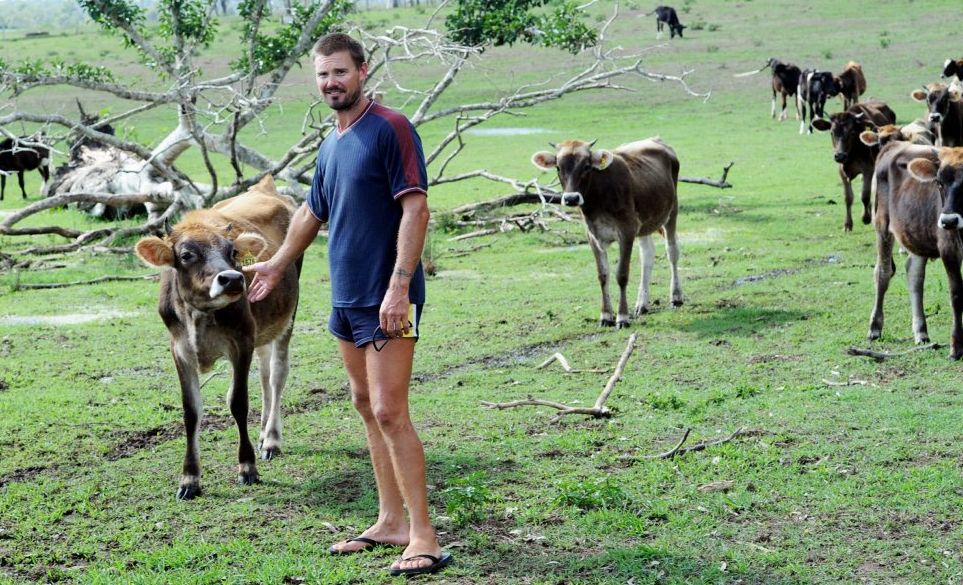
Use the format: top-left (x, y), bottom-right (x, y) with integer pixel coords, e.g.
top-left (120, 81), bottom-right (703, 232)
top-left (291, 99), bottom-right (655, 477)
top-left (135, 175), bottom-right (301, 499)
top-left (833, 61), bottom-right (866, 110)
top-left (868, 143), bottom-right (963, 359)
top-left (532, 138), bottom-right (683, 327)
top-left (911, 82), bottom-right (963, 147)
top-left (812, 99), bottom-right (897, 230)
top-left (859, 120), bottom-right (935, 149)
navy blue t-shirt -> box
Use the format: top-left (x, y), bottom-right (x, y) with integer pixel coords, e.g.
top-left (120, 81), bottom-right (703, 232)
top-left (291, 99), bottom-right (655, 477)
top-left (307, 100), bottom-right (428, 308)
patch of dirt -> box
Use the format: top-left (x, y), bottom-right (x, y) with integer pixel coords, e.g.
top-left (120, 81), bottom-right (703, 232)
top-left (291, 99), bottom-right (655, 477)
top-left (747, 354), bottom-right (802, 364)
top-left (0, 465), bottom-right (48, 488)
top-left (733, 268), bottom-right (799, 286)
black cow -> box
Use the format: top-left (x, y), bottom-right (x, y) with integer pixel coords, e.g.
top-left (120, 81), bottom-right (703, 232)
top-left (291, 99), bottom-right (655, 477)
top-left (652, 6), bottom-right (685, 39)
top-left (943, 58), bottom-right (963, 81)
top-left (0, 135), bottom-right (50, 200)
top-left (767, 57), bottom-right (802, 121)
top-left (532, 138), bottom-right (683, 327)
top-left (797, 69), bottom-right (838, 134)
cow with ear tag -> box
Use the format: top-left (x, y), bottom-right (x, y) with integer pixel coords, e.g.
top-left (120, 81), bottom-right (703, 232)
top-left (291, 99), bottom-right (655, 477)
top-left (135, 174), bottom-right (301, 499)
top-left (531, 138), bottom-right (683, 328)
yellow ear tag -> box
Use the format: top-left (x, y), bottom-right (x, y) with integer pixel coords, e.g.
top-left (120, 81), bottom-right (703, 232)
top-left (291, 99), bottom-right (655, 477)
top-left (596, 152), bottom-right (611, 170)
top-left (240, 251), bottom-right (257, 267)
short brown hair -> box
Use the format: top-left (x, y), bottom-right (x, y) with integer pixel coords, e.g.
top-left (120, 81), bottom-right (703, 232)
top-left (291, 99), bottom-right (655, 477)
top-left (312, 33), bottom-right (366, 69)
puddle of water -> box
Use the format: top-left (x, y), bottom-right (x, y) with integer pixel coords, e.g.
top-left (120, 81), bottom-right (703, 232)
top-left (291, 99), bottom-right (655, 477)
top-left (465, 128), bottom-right (553, 137)
top-left (0, 310), bottom-right (138, 326)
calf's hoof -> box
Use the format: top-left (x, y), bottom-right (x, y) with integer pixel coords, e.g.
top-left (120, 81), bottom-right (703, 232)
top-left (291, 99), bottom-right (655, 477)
top-left (260, 446), bottom-right (281, 461)
top-left (915, 334), bottom-right (931, 344)
top-left (176, 484), bottom-right (202, 500)
top-left (862, 215), bottom-right (871, 225)
top-left (238, 464), bottom-right (260, 485)
top-left (634, 306), bottom-right (649, 316)
top-left (671, 300), bottom-right (684, 308)
top-left (617, 320), bottom-right (630, 329)
top-left (867, 330), bottom-right (881, 341)
top-left (600, 318), bottom-right (616, 327)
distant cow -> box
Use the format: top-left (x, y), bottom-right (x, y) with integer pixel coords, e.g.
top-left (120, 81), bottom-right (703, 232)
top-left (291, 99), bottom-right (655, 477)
top-left (911, 83), bottom-right (963, 147)
top-left (812, 99), bottom-right (896, 231)
top-left (859, 120), bottom-right (935, 149)
top-left (797, 69), bottom-right (839, 134)
top-left (135, 175), bottom-right (300, 499)
top-left (833, 61), bottom-right (866, 110)
top-left (867, 142), bottom-right (963, 360)
top-left (652, 6), bottom-right (685, 39)
top-left (532, 138), bottom-right (683, 327)
top-left (943, 58), bottom-right (963, 81)
top-left (0, 135), bottom-right (50, 200)
top-left (768, 58), bottom-right (802, 121)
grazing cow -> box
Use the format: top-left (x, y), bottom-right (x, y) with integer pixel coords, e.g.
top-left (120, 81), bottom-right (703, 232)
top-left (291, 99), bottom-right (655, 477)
top-left (0, 135), bottom-right (50, 200)
top-left (532, 138), bottom-right (683, 327)
top-left (833, 61), bottom-right (866, 110)
top-left (859, 120), bottom-right (935, 149)
top-left (943, 58), bottom-right (963, 81)
top-left (652, 6), bottom-right (685, 39)
top-left (768, 57), bottom-right (802, 121)
top-left (911, 83), bottom-right (963, 147)
top-left (135, 175), bottom-right (300, 499)
top-left (812, 99), bottom-right (896, 231)
top-left (797, 69), bottom-right (839, 134)
top-left (867, 143), bottom-right (963, 360)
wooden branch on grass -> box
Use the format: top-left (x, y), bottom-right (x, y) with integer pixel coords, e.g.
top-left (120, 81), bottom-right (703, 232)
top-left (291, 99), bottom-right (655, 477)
top-left (12, 274), bottom-right (156, 290)
top-left (627, 427), bottom-right (770, 460)
top-left (846, 343), bottom-right (942, 361)
top-left (481, 333), bottom-right (638, 422)
top-left (536, 352), bottom-right (608, 374)
top-left (680, 162), bottom-right (734, 189)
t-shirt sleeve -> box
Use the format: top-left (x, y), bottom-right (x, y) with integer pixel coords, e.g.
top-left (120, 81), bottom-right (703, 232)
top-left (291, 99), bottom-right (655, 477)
top-left (382, 119), bottom-right (428, 199)
top-left (306, 152), bottom-right (329, 222)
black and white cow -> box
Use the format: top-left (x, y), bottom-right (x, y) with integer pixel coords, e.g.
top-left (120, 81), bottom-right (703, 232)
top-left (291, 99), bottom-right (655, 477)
top-left (798, 69), bottom-right (838, 134)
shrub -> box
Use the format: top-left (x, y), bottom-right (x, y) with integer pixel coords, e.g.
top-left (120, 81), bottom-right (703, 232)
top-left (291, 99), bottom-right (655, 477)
top-left (442, 472), bottom-right (492, 526)
top-left (554, 476), bottom-right (628, 511)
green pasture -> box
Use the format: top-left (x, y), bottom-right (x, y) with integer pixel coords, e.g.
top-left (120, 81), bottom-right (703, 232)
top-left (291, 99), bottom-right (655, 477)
top-left (2, 1), bottom-right (963, 583)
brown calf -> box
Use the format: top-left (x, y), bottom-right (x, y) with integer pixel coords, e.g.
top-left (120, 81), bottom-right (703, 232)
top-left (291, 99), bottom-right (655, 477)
top-left (135, 175), bottom-right (300, 499)
top-left (868, 143), bottom-right (963, 359)
top-left (532, 138), bottom-right (683, 327)
top-left (859, 121), bottom-right (935, 149)
top-left (812, 99), bottom-right (896, 231)
top-left (768, 58), bottom-right (802, 121)
top-left (911, 82), bottom-right (963, 147)
top-left (833, 61), bottom-right (866, 110)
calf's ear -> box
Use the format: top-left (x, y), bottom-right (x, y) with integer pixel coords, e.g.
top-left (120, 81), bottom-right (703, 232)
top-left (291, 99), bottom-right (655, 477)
top-left (907, 157), bottom-right (938, 182)
top-left (531, 151), bottom-right (557, 170)
top-left (234, 232), bottom-right (268, 262)
top-left (135, 236), bottom-right (174, 268)
top-left (811, 118), bottom-right (832, 132)
top-left (949, 89), bottom-right (961, 103)
top-left (859, 130), bottom-right (879, 146)
top-left (910, 89), bottom-right (928, 102)
top-left (591, 149), bottom-right (613, 170)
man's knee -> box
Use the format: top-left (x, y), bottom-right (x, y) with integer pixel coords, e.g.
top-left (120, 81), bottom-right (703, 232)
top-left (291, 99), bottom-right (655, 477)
top-left (371, 401), bottom-right (411, 431)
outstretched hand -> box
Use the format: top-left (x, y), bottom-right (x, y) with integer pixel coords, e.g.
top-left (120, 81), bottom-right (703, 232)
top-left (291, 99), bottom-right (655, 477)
top-left (244, 261), bottom-right (283, 303)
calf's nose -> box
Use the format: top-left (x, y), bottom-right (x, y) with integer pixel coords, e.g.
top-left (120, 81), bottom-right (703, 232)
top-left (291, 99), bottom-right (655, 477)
top-left (211, 269), bottom-right (245, 298)
top-left (834, 152), bottom-right (847, 163)
top-left (561, 192), bottom-right (584, 207)
top-left (939, 213), bottom-right (961, 230)
top-left (930, 113), bottom-right (943, 123)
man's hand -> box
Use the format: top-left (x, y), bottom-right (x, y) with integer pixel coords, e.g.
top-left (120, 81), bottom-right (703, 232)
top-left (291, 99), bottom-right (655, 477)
top-left (244, 261), bottom-right (284, 303)
top-left (379, 285), bottom-right (411, 337)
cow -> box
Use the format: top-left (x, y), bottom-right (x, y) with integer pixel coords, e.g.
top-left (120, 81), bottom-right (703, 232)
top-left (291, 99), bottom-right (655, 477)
top-left (0, 134), bottom-right (50, 200)
top-left (797, 69), bottom-right (839, 134)
top-left (812, 99), bottom-right (896, 231)
top-left (651, 6), bottom-right (685, 39)
top-left (767, 57), bottom-right (802, 121)
top-left (867, 142), bottom-right (963, 360)
top-left (859, 120), bottom-right (935, 149)
top-left (134, 175), bottom-right (300, 499)
top-left (833, 61), bottom-right (866, 110)
top-left (911, 82), bottom-right (963, 147)
top-left (532, 138), bottom-right (683, 327)
top-left (943, 58), bottom-right (963, 81)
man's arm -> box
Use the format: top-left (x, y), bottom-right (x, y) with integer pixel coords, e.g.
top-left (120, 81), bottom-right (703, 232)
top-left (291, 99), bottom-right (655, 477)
top-left (245, 202), bottom-right (322, 303)
top-left (380, 192), bottom-right (430, 335)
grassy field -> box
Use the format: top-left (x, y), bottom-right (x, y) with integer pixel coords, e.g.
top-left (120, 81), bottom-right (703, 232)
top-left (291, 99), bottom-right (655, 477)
top-left (3, 1), bottom-right (963, 583)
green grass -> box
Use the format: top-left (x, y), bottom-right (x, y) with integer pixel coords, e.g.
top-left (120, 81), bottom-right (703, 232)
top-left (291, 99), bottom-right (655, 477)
top-left (3, 1), bottom-right (963, 584)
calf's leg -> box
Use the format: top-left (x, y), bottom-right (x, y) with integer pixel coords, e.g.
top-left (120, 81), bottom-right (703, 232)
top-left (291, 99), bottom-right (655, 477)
top-left (589, 236), bottom-right (615, 326)
top-left (172, 344), bottom-right (204, 500)
top-left (16, 171), bottom-right (26, 199)
top-left (664, 216), bottom-right (684, 307)
top-left (940, 253), bottom-right (963, 360)
top-left (859, 170), bottom-right (873, 226)
top-left (256, 319), bottom-right (292, 460)
top-left (634, 235), bottom-right (655, 316)
top-left (868, 230), bottom-right (895, 341)
top-left (228, 350), bottom-right (259, 486)
top-left (614, 232), bottom-right (634, 327)
top-left (905, 253), bottom-right (929, 343)
top-left (840, 166), bottom-right (855, 232)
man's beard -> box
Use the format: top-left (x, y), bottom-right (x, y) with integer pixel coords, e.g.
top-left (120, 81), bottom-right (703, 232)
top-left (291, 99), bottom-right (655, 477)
top-left (326, 87), bottom-right (362, 111)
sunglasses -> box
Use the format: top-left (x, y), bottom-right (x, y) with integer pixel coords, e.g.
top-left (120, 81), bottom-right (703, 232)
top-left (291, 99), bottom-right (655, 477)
top-left (371, 321), bottom-right (413, 352)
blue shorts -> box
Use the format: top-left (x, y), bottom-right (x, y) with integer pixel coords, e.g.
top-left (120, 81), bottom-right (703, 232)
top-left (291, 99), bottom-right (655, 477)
top-left (328, 304), bottom-right (423, 348)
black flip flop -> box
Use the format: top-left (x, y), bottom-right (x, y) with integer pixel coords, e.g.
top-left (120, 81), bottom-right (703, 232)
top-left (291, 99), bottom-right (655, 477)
top-left (388, 551), bottom-right (453, 576)
top-left (329, 536), bottom-right (393, 555)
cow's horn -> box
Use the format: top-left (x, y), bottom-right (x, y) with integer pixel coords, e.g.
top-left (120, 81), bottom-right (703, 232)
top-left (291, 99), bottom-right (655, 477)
top-left (548, 141), bottom-right (557, 149)
top-left (587, 139), bottom-right (598, 149)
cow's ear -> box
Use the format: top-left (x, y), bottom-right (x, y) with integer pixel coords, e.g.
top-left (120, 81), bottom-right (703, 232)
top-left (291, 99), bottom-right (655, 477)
top-left (949, 89), bottom-right (962, 103)
top-left (859, 130), bottom-right (880, 146)
top-left (911, 89), bottom-right (928, 102)
top-left (907, 157), bottom-right (938, 182)
top-left (811, 119), bottom-right (832, 132)
top-left (531, 151), bottom-right (557, 170)
top-left (135, 236), bottom-right (174, 268)
top-left (234, 232), bottom-right (268, 262)
top-left (591, 149), bottom-right (613, 170)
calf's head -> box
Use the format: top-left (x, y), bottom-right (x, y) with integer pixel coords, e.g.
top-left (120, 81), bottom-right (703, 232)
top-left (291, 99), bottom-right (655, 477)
top-left (943, 59), bottom-right (963, 81)
top-left (905, 147), bottom-right (963, 230)
top-left (531, 140), bottom-right (614, 207)
top-left (813, 111), bottom-right (872, 163)
top-left (911, 83), bottom-right (961, 124)
top-left (135, 219), bottom-right (268, 310)
top-left (810, 71), bottom-right (839, 99)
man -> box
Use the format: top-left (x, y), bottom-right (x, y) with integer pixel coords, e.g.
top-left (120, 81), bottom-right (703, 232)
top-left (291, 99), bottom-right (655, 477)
top-left (244, 33), bottom-right (450, 577)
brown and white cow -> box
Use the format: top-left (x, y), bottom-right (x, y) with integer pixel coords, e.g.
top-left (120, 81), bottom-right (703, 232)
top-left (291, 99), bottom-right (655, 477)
top-left (768, 57), bottom-right (802, 121)
top-left (812, 99), bottom-right (896, 231)
top-left (135, 175), bottom-right (301, 499)
top-left (911, 82), bottom-right (963, 147)
top-left (833, 61), bottom-right (866, 111)
top-left (859, 120), bottom-right (935, 149)
top-left (868, 143), bottom-right (963, 360)
top-left (532, 138), bottom-right (683, 327)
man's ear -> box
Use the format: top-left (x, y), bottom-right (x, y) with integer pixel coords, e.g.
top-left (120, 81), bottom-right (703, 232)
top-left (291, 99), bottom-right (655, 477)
top-left (591, 149), bottom-right (613, 170)
top-left (135, 236), bottom-right (174, 268)
top-left (907, 157), bottom-right (939, 183)
top-left (531, 151), bottom-right (557, 170)
top-left (235, 232), bottom-right (268, 262)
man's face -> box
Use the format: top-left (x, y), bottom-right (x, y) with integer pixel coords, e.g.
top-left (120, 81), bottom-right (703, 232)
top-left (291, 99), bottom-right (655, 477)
top-left (314, 50), bottom-right (367, 112)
